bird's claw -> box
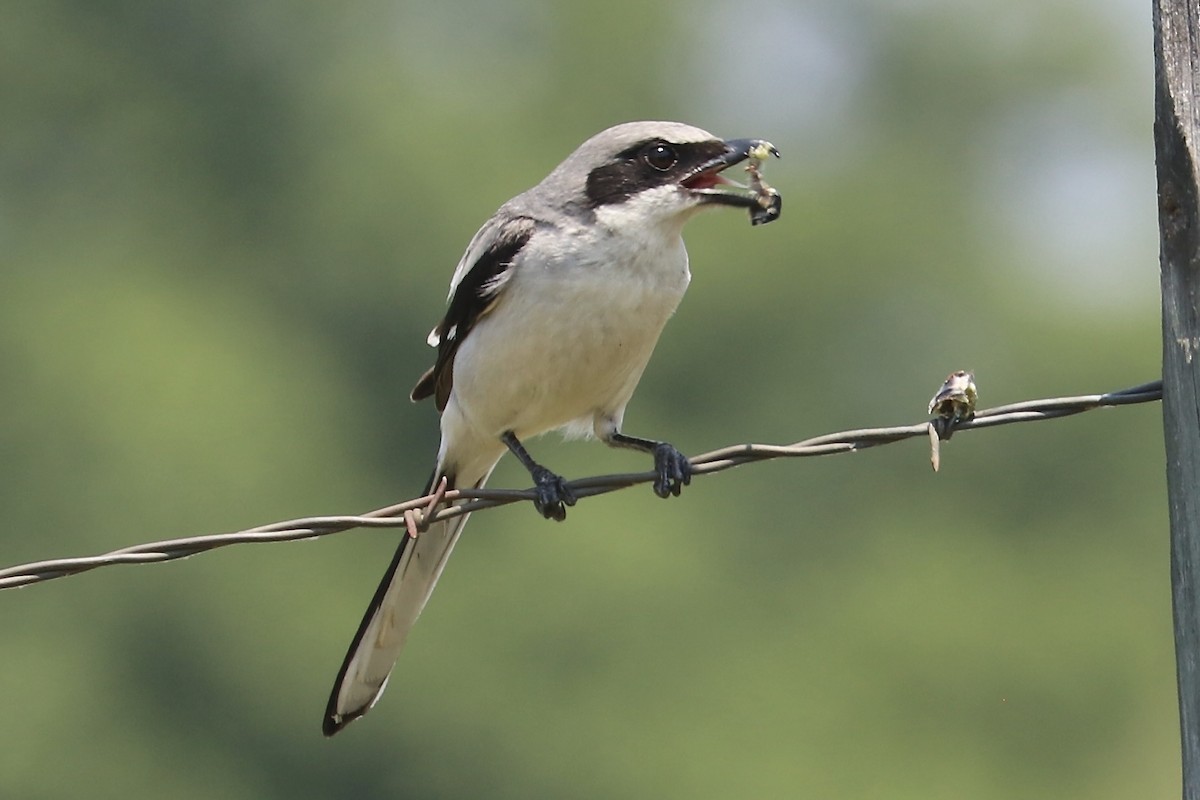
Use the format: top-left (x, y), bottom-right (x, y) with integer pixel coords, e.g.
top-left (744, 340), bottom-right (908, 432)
top-left (652, 443), bottom-right (692, 499)
top-left (531, 467), bottom-right (576, 521)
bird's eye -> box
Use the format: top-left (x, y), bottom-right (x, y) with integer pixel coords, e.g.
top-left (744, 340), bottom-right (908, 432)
top-left (642, 142), bottom-right (677, 171)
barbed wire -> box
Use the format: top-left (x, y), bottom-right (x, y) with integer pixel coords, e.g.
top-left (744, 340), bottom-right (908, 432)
top-left (0, 379), bottom-right (1163, 591)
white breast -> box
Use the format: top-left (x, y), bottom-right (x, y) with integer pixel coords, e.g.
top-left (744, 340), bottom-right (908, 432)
top-left (444, 217), bottom-right (691, 447)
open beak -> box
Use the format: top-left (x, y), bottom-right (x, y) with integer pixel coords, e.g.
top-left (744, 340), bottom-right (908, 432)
top-left (681, 138), bottom-right (782, 225)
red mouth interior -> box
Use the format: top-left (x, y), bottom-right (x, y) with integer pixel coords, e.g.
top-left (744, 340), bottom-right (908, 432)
top-left (682, 171), bottom-right (730, 190)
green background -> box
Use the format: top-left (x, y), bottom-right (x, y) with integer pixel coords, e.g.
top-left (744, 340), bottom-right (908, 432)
top-left (2, 0), bottom-right (1173, 797)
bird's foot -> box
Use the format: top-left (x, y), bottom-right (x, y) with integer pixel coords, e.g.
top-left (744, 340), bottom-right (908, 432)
top-left (652, 443), bottom-right (692, 499)
top-left (531, 467), bottom-right (576, 521)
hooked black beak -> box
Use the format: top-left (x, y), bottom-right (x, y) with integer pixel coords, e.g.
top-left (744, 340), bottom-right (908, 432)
top-left (717, 138), bottom-right (781, 167)
top-left (681, 138), bottom-right (782, 225)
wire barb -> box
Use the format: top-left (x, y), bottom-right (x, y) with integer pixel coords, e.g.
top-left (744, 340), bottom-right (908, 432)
top-left (0, 379), bottom-right (1163, 591)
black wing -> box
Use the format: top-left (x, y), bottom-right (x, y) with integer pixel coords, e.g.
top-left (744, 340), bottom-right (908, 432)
top-left (411, 216), bottom-right (537, 410)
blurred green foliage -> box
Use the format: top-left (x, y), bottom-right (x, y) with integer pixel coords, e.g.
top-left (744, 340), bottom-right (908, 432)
top-left (1, 0), bottom-right (1173, 798)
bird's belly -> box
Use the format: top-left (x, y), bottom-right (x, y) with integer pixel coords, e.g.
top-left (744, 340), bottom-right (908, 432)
top-left (448, 264), bottom-right (687, 440)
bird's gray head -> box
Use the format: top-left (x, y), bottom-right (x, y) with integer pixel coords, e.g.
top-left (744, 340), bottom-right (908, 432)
top-left (512, 121), bottom-right (781, 228)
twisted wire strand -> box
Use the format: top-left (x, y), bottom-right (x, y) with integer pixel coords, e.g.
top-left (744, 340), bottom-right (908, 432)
top-left (0, 380), bottom-right (1162, 590)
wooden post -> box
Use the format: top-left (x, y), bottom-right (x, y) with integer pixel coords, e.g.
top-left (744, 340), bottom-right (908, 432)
top-left (1156, 0), bottom-right (1200, 796)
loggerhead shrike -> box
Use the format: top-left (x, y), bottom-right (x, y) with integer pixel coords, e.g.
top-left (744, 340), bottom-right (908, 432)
top-left (323, 121), bottom-right (781, 735)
